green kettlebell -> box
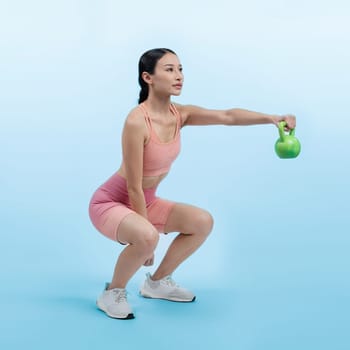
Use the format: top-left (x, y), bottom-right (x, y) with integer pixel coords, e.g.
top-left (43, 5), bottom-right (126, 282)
top-left (275, 121), bottom-right (301, 159)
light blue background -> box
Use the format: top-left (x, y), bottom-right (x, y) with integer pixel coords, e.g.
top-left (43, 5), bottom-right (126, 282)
top-left (1, 0), bottom-right (349, 349)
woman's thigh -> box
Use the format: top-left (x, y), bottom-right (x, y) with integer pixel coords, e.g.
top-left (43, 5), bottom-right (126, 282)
top-left (164, 203), bottom-right (214, 235)
top-left (117, 213), bottom-right (159, 246)
top-left (90, 201), bottom-right (158, 245)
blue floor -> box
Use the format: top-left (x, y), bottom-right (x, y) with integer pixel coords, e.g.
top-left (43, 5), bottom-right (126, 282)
top-left (2, 160), bottom-right (349, 349)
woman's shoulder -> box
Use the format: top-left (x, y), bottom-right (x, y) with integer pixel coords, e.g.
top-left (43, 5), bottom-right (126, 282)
top-left (125, 105), bottom-right (145, 123)
top-left (123, 105), bottom-right (147, 133)
top-left (172, 103), bottom-right (190, 125)
top-left (127, 104), bottom-right (144, 117)
top-left (172, 102), bottom-right (186, 113)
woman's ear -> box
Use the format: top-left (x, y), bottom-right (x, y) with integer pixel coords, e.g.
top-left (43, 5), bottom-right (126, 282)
top-left (142, 72), bottom-right (152, 85)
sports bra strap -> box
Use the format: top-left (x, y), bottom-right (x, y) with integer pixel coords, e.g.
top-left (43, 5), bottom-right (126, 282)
top-left (139, 103), bottom-right (152, 131)
top-left (169, 103), bottom-right (183, 128)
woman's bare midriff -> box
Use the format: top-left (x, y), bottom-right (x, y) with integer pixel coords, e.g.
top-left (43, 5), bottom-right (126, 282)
top-left (117, 167), bottom-right (168, 189)
top-left (141, 173), bottom-right (168, 188)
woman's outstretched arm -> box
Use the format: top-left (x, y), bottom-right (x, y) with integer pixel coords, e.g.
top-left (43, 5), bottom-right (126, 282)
top-left (177, 104), bottom-right (296, 130)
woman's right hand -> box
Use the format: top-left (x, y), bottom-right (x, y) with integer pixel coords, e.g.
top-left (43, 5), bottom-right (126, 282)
top-left (273, 114), bottom-right (296, 130)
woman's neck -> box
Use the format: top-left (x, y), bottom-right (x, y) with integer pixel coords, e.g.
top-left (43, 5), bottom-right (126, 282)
top-left (143, 94), bottom-right (172, 115)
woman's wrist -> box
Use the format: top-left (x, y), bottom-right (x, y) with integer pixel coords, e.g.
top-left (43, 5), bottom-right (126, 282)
top-left (270, 115), bottom-right (281, 126)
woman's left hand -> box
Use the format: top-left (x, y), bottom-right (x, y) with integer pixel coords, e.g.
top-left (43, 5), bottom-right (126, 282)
top-left (273, 114), bottom-right (296, 131)
top-left (143, 253), bottom-right (154, 266)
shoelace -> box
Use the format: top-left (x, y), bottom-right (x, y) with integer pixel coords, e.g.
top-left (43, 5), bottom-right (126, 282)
top-left (162, 275), bottom-right (178, 287)
top-left (112, 289), bottom-right (127, 303)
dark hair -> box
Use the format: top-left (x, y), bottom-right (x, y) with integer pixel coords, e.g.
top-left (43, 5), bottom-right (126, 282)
top-left (138, 48), bottom-right (176, 104)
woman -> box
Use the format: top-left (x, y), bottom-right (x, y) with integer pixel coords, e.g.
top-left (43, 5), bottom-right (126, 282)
top-left (89, 48), bottom-right (296, 320)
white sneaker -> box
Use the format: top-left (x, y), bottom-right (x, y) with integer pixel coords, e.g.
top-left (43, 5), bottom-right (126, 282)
top-left (140, 273), bottom-right (196, 302)
top-left (96, 283), bottom-right (134, 319)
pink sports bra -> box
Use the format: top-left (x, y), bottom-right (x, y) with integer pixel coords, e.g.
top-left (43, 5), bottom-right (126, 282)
top-left (139, 103), bottom-right (182, 177)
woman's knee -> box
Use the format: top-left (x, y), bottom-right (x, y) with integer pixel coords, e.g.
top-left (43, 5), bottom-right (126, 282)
top-left (117, 214), bottom-right (159, 252)
top-left (194, 210), bottom-right (214, 236)
top-left (131, 227), bottom-right (159, 254)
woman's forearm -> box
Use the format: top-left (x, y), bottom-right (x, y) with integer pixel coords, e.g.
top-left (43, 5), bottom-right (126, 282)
top-left (226, 108), bottom-right (279, 126)
top-left (128, 189), bottom-right (148, 219)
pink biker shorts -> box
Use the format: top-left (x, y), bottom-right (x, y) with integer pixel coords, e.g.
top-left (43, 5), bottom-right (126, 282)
top-left (88, 173), bottom-right (176, 243)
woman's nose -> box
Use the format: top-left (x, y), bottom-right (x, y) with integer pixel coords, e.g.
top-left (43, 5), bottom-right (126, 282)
top-left (176, 70), bottom-right (183, 80)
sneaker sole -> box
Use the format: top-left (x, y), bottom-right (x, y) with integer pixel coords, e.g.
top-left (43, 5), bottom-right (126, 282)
top-left (96, 301), bottom-right (135, 320)
top-left (139, 290), bottom-right (196, 303)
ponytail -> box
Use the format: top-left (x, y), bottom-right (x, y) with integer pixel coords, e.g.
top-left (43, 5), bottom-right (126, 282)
top-left (138, 81), bottom-right (149, 104)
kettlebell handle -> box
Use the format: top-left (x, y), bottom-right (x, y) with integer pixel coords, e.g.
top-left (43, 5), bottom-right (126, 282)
top-left (278, 121), bottom-right (295, 139)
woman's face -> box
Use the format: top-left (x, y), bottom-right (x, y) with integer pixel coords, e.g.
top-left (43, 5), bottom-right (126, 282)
top-left (147, 53), bottom-right (184, 97)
